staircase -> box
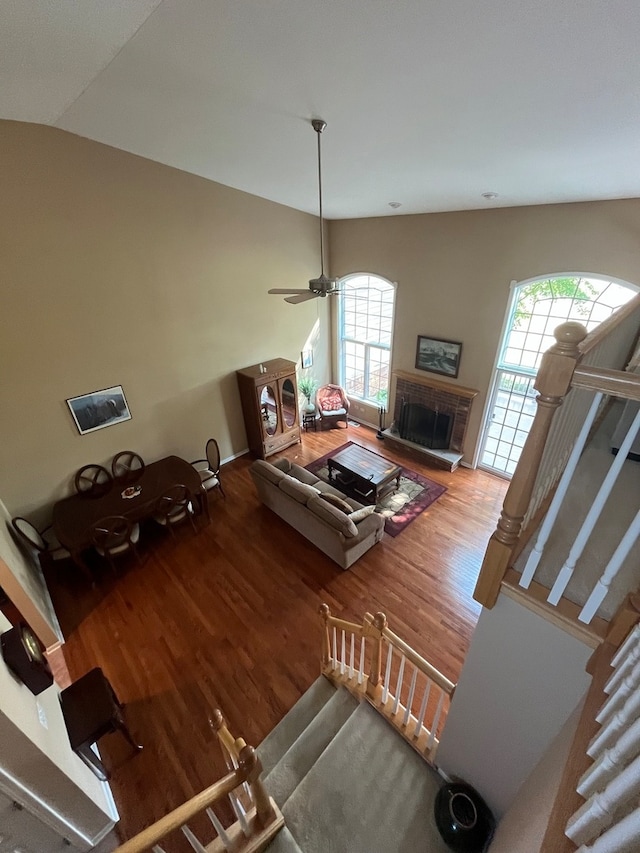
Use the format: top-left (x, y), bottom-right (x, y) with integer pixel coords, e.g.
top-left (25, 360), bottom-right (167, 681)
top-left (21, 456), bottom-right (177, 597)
top-left (259, 676), bottom-right (449, 853)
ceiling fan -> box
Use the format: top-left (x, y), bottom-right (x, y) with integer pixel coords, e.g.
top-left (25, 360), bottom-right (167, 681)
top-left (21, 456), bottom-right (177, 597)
top-left (269, 119), bottom-right (339, 304)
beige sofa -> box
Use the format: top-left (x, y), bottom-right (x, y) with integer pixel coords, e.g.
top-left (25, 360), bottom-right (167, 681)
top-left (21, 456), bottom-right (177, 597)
top-left (249, 457), bottom-right (385, 569)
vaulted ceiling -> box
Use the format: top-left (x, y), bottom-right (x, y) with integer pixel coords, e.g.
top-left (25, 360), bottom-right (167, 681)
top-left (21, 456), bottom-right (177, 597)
top-left (3, 0), bottom-right (640, 218)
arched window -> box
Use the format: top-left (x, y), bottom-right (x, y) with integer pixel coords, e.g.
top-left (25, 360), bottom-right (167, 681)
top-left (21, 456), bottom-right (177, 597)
top-left (338, 273), bottom-right (396, 406)
top-left (478, 274), bottom-right (637, 477)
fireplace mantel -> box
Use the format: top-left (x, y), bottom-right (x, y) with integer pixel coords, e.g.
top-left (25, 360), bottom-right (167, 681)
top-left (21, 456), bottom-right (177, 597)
top-left (392, 370), bottom-right (478, 402)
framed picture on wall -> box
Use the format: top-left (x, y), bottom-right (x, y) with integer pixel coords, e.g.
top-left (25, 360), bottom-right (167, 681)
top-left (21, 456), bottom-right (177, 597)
top-left (301, 349), bottom-right (313, 369)
top-left (66, 385), bottom-right (132, 435)
top-left (415, 336), bottom-right (462, 378)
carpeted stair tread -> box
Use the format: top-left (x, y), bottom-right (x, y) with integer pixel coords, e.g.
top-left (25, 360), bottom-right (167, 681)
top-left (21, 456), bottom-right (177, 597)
top-left (281, 700), bottom-right (450, 853)
top-left (257, 676), bottom-right (337, 777)
top-left (265, 688), bottom-right (359, 807)
top-left (264, 826), bottom-right (304, 853)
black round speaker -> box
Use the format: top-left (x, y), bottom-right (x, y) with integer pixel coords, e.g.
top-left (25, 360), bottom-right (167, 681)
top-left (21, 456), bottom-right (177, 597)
top-left (434, 781), bottom-right (495, 852)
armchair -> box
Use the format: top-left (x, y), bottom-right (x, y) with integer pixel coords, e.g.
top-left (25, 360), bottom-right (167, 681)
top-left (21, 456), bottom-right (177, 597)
top-left (316, 384), bottom-right (350, 429)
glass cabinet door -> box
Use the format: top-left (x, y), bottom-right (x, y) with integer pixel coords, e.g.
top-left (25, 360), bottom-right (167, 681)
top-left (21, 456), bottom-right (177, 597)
top-left (260, 385), bottom-right (278, 435)
top-left (281, 378), bottom-right (297, 430)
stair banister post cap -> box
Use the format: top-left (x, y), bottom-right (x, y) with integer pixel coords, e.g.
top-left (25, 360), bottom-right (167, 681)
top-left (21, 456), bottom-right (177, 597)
top-left (373, 612), bottom-right (387, 631)
top-left (553, 321), bottom-right (588, 353)
top-left (319, 603), bottom-right (331, 620)
top-left (238, 744), bottom-right (261, 777)
top-left (210, 709), bottom-right (226, 732)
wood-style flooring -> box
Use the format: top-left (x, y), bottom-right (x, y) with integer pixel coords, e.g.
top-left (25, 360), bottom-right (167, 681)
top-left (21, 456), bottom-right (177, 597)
top-left (47, 424), bottom-right (507, 847)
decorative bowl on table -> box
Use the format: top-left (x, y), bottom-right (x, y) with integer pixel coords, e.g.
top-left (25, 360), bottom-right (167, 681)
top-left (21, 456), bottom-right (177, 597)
top-left (121, 485), bottom-right (142, 500)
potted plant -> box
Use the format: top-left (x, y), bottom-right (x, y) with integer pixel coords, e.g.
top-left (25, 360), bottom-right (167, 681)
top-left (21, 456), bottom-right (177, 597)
top-left (298, 376), bottom-right (318, 413)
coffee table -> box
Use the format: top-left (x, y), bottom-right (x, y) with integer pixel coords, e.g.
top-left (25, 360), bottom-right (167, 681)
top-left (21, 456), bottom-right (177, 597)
top-left (327, 444), bottom-right (402, 505)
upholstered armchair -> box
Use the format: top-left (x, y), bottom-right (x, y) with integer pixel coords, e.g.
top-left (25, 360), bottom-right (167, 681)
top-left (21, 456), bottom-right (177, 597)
top-left (316, 383), bottom-right (350, 429)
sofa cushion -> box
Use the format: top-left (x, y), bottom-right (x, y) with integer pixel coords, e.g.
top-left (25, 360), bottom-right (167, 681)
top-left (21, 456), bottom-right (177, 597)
top-left (273, 458), bottom-right (292, 473)
top-left (318, 492), bottom-right (354, 514)
top-left (308, 496), bottom-right (358, 538)
top-left (289, 463), bottom-right (321, 486)
top-left (252, 459), bottom-right (288, 485)
top-left (349, 505), bottom-right (377, 523)
top-left (279, 475), bottom-right (321, 504)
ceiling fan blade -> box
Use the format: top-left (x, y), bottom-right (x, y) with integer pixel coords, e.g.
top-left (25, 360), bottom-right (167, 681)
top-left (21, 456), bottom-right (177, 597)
top-left (285, 291), bottom-right (319, 304)
top-left (268, 288), bottom-right (309, 295)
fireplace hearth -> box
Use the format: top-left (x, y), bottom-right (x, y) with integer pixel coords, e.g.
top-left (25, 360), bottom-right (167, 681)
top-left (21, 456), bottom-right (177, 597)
top-left (399, 401), bottom-right (453, 450)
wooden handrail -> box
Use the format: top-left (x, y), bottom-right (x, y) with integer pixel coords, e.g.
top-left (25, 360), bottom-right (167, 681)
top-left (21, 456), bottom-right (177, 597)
top-left (371, 619), bottom-right (456, 695)
top-left (114, 767), bottom-right (247, 853)
top-left (571, 364), bottom-right (640, 400)
top-left (579, 292), bottom-right (640, 356)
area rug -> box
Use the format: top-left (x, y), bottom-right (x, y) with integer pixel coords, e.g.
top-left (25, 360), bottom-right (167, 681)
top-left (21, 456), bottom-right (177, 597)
top-left (305, 441), bottom-right (446, 537)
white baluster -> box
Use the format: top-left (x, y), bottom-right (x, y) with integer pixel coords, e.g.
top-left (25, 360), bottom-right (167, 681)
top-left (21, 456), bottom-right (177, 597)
top-left (521, 393), bottom-right (602, 589)
top-left (392, 654), bottom-right (406, 715)
top-left (349, 632), bottom-right (355, 679)
top-left (332, 626), bottom-right (337, 670)
top-left (340, 629), bottom-right (345, 675)
top-left (578, 716), bottom-right (640, 799)
top-left (152, 847), bottom-right (167, 853)
top-left (229, 791), bottom-right (250, 837)
top-left (575, 805), bottom-right (640, 853)
top-left (427, 689), bottom-right (445, 752)
top-left (566, 753), bottom-right (640, 846)
top-left (403, 665), bottom-right (418, 727)
top-left (358, 636), bottom-right (365, 684)
top-left (606, 632), bottom-right (640, 696)
top-left (415, 681), bottom-right (431, 738)
top-left (206, 807), bottom-right (232, 850)
top-left (182, 825), bottom-right (209, 853)
top-left (611, 624), bottom-right (640, 671)
top-left (589, 690), bottom-right (640, 759)
top-left (548, 407), bottom-right (640, 606)
top-left (382, 644), bottom-right (393, 704)
top-left (580, 508), bottom-right (640, 623)
top-left (597, 661), bottom-right (640, 724)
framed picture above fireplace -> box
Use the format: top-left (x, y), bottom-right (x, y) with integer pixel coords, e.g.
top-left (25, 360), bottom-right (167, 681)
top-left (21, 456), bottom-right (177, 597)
top-left (415, 336), bottom-right (462, 378)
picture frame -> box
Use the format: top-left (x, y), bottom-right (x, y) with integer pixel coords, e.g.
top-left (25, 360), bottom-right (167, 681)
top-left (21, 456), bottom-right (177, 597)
top-left (301, 349), bottom-right (313, 369)
top-left (415, 336), bottom-right (462, 378)
top-left (66, 385), bottom-right (132, 435)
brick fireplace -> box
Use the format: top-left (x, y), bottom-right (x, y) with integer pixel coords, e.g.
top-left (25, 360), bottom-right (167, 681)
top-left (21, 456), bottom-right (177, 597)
top-left (383, 370), bottom-right (478, 471)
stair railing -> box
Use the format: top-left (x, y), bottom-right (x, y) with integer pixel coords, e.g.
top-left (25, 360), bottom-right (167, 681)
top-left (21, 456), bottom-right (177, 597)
top-left (113, 716), bottom-right (283, 853)
top-left (474, 293), bottom-right (640, 615)
top-left (542, 599), bottom-right (640, 852)
top-left (319, 604), bottom-right (455, 764)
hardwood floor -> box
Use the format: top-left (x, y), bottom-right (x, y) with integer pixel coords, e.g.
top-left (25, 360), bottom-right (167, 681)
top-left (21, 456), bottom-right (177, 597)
top-left (47, 424), bottom-right (507, 847)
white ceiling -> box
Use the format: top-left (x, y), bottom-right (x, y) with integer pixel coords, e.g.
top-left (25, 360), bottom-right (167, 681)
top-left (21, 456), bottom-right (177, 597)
top-left (2, 0), bottom-right (640, 219)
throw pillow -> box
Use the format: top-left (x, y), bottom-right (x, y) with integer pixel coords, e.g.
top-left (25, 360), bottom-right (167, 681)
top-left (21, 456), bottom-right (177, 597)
top-left (349, 505), bottom-right (377, 523)
top-left (319, 492), bottom-right (353, 514)
top-left (322, 392), bottom-right (344, 412)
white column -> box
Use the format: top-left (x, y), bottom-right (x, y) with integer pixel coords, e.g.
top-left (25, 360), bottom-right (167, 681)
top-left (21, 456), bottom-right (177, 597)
top-left (596, 661), bottom-right (640, 725)
top-left (575, 805), bottom-right (640, 853)
top-left (589, 689), bottom-right (640, 759)
top-left (578, 716), bottom-right (640, 798)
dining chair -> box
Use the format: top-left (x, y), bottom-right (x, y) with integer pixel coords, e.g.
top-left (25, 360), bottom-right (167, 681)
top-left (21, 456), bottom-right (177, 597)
top-left (152, 484), bottom-right (198, 536)
top-left (11, 517), bottom-right (71, 571)
top-left (75, 464), bottom-right (113, 498)
top-left (92, 516), bottom-right (141, 572)
top-left (190, 438), bottom-right (225, 499)
top-left (111, 451), bottom-right (145, 482)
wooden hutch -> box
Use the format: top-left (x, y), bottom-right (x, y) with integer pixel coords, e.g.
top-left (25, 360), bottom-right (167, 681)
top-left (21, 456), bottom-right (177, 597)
top-left (236, 358), bottom-right (301, 458)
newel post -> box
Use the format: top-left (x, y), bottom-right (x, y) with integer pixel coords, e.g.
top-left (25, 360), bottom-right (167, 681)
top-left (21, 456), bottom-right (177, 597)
top-left (366, 612), bottom-right (387, 700)
top-left (239, 745), bottom-right (274, 827)
top-left (319, 603), bottom-right (331, 668)
top-left (474, 321), bottom-right (588, 609)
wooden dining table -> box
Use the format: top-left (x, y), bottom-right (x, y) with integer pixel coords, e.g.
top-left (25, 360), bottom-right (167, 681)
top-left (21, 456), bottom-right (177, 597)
top-left (52, 455), bottom-right (209, 575)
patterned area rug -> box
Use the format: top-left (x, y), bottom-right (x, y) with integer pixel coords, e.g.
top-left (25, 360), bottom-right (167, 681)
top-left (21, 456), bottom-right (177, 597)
top-left (305, 442), bottom-right (447, 537)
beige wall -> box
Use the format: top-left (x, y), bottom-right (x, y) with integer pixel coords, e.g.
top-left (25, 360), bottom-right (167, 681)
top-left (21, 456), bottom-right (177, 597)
top-left (329, 200), bottom-right (640, 460)
top-left (0, 121), bottom-right (331, 519)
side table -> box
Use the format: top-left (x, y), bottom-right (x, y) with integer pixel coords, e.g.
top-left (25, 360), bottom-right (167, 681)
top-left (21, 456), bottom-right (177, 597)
top-left (302, 412), bottom-right (318, 431)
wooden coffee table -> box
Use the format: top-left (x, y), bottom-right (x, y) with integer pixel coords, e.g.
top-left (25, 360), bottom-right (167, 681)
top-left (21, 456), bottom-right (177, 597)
top-left (327, 444), bottom-right (402, 505)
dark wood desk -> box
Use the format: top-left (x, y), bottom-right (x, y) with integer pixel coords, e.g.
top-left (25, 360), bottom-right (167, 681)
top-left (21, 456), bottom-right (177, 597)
top-left (53, 455), bottom-right (208, 571)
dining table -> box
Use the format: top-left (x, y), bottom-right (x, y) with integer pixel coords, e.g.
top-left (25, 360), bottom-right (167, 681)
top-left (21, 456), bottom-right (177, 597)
top-left (52, 455), bottom-right (209, 576)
